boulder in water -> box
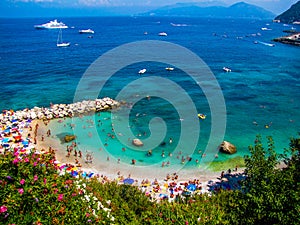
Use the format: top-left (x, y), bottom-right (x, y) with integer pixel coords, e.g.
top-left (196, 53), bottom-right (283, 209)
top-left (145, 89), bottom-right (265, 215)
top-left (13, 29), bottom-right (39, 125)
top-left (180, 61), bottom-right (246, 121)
top-left (64, 135), bottom-right (76, 143)
top-left (132, 138), bottom-right (144, 147)
top-left (219, 141), bottom-right (237, 154)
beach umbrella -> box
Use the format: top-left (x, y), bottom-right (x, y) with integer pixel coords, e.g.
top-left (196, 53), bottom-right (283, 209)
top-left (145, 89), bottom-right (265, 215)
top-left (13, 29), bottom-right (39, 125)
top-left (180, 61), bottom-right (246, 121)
top-left (4, 129), bottom-right (11, 134)
top-left (187, 184), bottom-right (197, 191)
top-left (70, 171), bottom-right (79, 177)
top-left (81, 172), bottom-right (87, 178)
top-left (11, 119), bottom-right (18, 124)
top-left (22, 140), bottom-right (29, 147)
top-left (123, 178), bottom-right (135, 185)
top-left (13, 135), bottom-right (22, 141)
top-left (88, 172), bottom-right (94, 178)
top-left (159, 193), bottom-right (168, 199)
top-left (1, 138), bottom-right (11, 143)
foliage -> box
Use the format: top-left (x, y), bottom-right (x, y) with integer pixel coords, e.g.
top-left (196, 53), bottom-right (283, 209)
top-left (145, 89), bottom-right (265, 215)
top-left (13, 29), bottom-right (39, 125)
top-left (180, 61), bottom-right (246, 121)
top-left (224, 135), bottom-right (300, 225)
top-left (0, 150), bottom-right (112, 224)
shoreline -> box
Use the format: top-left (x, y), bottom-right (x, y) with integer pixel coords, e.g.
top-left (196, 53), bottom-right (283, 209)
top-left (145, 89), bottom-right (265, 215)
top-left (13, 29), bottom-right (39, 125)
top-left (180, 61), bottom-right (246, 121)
top-left (32, 117), bottom-right (244, 184)
top-left (1, 98), bottom-right (246, 200)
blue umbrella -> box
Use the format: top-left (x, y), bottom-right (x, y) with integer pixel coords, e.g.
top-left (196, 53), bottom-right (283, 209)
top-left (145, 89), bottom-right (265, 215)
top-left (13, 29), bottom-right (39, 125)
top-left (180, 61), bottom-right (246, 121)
top-left (88, 172), bottom-right (94, 178)
top-left (123, 178), bottom-right (135, 185)
top-left (70, 171), bottom-right (79, 177)
top-left (81, 172), bottom-right (87, 178)
top-left (159, 193), bottom-right (168, 199)
top-left (2, 138), bottom-right (10, 143)
top-left (187, 184), bottom-right (197, 191)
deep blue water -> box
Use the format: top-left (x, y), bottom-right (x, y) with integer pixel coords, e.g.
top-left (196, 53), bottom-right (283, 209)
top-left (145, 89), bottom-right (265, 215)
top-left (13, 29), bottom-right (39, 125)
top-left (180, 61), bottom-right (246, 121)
top-left (0, 17), bottom-right (299, 168)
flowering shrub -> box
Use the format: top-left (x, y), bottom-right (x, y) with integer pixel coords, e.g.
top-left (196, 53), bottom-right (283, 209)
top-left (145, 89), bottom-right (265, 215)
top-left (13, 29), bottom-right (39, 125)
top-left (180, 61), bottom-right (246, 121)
top-left (0, 150), bottom-right (112, 224)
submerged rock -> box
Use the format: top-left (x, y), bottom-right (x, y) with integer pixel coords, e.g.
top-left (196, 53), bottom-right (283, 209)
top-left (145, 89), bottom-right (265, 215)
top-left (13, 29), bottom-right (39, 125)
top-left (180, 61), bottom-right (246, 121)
top-left (132, 138), bottom-right (144, 147)
top-left (219, 141), bottom-right (237, 154)
top-left (64, 135), bottom-right (76, 143)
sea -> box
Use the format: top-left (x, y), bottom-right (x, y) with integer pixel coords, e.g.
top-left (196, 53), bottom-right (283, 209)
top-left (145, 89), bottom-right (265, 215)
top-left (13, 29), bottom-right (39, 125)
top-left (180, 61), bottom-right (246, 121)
top-left (0, 17), bottom-right (299, 173)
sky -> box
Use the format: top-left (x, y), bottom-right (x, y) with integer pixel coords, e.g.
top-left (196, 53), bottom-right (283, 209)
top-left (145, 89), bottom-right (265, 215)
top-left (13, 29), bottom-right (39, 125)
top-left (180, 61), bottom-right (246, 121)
top-left (0, 0), bottom-right (298, 17)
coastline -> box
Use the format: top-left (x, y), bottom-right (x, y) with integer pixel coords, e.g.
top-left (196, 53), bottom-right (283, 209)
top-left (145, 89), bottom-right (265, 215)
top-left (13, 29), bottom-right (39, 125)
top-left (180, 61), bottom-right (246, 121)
top-left (1, 99), bottom-right (247, 201)
top-left (31, 116), bottom-right (245, 185)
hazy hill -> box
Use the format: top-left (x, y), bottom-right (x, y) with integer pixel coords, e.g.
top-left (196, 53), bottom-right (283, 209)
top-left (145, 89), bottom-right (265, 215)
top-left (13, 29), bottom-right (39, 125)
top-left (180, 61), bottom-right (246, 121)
top-left (140, 1), bottom-right (275, 19)
top-left (275, 1), bottom-right (300, 24)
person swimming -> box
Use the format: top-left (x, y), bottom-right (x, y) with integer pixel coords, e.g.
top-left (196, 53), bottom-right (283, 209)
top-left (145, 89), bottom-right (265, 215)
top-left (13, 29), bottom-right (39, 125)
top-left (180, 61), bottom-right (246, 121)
top-left (146, 149), bottom-right (152, 156)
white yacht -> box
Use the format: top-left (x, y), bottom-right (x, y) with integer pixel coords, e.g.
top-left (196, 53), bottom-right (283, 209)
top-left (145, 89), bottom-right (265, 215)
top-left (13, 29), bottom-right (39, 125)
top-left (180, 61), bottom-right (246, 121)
top-left (158, 32), bottom-right (168, 36)
top-left (79, 29), bottom-right (95, 34)
top-left (34, 19), bottom-right (68, 29)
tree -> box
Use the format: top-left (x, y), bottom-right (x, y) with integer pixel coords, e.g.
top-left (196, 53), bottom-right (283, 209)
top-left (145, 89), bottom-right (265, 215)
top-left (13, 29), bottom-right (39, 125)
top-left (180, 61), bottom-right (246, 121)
top-left (227, 135), bottom-right (300, 225)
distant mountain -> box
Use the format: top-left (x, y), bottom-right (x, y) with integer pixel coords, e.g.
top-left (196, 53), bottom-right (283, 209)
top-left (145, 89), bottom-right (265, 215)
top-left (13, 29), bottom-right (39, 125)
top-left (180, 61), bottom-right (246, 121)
top-left (140, 2), bottom-right (275, 19)
top-left (275, 1), bottom-right (300, 24)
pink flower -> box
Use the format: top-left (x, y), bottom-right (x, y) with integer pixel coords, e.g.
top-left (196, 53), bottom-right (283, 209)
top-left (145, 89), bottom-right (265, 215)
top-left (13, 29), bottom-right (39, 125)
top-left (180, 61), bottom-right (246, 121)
top-left (13, 152), bottom-right (19, 157)
top-left (18, 188), bottom-right (24, 195)
top-left (34, 175), bottom-right (38, 182)
top-left (53, 188), bottom-right (58, 194)
top-left (20, 179), bottom-right (25, 185)
top-left (33, 161), bottom-right (37, 167)
top-left (12, 158), bottom-right (19, 165)
top-left (0, 205), bottom-right (7, 213)
top-left (43, 178), bottom-right (47, 185)
top-left (57, 194), bottom-right (63, 201)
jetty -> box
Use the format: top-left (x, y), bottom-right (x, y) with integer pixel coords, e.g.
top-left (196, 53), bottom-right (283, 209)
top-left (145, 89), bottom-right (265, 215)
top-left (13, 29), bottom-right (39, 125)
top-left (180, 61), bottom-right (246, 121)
top-left (273, 32), bottom-right (300, 46)
top-left (0, 97), bottom-right (120, 121)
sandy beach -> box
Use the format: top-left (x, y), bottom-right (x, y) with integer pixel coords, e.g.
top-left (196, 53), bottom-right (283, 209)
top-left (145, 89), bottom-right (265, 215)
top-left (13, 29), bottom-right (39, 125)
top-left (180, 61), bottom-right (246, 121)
top-left (31, 117), bottom-right (241, 185)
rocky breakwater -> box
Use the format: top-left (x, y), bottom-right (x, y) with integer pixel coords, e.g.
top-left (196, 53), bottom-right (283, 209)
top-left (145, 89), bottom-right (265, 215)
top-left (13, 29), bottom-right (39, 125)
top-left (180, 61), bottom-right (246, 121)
top-left (10, 97), bottom-right (120, 121)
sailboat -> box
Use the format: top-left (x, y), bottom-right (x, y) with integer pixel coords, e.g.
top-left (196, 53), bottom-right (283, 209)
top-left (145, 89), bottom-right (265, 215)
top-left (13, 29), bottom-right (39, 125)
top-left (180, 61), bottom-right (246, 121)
top-left (57, 29), bottom-right (70, 47)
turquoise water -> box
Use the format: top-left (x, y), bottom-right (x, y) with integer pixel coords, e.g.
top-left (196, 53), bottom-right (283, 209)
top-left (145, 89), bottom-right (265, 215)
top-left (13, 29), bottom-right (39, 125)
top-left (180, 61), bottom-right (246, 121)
top-left (0, 17), bottom-right (299, 170)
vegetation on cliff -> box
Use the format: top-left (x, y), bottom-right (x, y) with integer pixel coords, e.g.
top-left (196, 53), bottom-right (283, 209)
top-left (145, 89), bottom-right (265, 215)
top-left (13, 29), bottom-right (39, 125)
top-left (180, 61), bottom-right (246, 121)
top-left (275, 1), bottom-right (300, 23)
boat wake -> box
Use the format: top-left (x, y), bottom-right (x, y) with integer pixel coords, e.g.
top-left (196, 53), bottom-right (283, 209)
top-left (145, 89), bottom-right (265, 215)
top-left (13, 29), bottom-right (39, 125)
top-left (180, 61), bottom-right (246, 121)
top-left (256, 41), bottom-right (275, 47)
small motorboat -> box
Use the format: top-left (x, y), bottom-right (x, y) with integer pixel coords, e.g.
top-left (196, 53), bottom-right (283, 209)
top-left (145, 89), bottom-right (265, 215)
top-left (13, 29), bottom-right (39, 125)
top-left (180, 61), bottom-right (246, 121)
top-left (223, 67), bottom-right (232, 72)
top-left (79, 29), bottom-right (95, 34)
top-left (198, 113), bottom-right (206, 120)
top-left (165, 67), bottom-right (174, 71)
top-left (198, 114), bottom-right (206, 120)
top-left (158, 32), bottom-right (168, 36)
top-left (138, 69), bottom-right (146, 74)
